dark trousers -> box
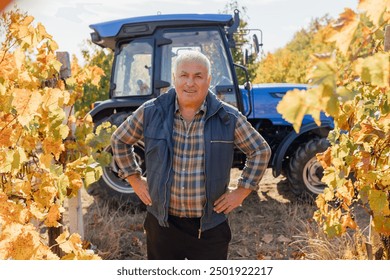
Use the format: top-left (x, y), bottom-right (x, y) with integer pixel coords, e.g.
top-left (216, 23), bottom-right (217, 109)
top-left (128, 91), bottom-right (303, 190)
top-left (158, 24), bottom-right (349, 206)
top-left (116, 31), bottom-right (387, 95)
top-left (143, 212), bottom-right (231, 260)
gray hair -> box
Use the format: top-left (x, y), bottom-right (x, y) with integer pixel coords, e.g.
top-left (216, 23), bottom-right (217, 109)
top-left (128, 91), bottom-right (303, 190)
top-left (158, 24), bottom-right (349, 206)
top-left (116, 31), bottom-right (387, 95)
top-left (173, 50), bottom-right (211, 76)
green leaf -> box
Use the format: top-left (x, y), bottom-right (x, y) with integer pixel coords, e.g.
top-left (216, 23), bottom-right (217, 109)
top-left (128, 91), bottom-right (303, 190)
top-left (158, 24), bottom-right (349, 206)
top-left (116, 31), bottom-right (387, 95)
top-left (84, 170), bottom-right (97, 187)
top-left (372, 215), bottom-right (390, 235)
top-left (369, 189), bottom-right (390, 215)
top-left (308, 59), bottom-right (336, 88)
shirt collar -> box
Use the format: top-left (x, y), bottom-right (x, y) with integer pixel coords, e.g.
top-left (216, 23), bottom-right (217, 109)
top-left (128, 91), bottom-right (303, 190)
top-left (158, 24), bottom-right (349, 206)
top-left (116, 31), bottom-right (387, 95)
top-left (175, 97), bottom-right (207, 116)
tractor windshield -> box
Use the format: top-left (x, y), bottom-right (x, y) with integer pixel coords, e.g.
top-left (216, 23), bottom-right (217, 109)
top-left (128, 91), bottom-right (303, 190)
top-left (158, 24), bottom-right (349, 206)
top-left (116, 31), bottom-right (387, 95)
top-left (111, 28), bottom-right (237, 107)
top-left (160, 29), bottom-right (236, 106)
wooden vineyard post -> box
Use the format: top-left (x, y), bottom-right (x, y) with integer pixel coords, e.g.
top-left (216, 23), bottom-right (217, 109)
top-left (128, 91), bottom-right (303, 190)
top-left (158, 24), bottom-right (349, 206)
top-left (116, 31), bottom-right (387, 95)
top-left (67, 189), bottom-right (85, 239)
top-left (47, 52), bottom-right (85, 256)
top-left (385, 25), bottom-right (390, 52)
top-left (56, 51), bottom-right (85, 239)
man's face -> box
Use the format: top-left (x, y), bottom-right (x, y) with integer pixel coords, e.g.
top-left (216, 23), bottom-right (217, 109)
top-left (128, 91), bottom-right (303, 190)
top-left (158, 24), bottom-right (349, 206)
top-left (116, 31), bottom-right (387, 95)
top-left (173, 60), bottom-right (211, 108)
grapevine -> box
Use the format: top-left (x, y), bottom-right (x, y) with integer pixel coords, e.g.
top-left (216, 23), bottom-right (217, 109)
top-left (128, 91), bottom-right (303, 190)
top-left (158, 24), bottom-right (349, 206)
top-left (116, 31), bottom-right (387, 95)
top-left (277, 0), bottom-right (390, 258)
top-left (0, 9), bottom-right (114, 259)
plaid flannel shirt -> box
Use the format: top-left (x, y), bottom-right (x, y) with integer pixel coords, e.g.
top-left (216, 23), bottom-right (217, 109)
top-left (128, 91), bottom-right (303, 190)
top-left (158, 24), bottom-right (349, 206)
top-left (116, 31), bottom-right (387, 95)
top-left (111, 98), bottom-right (271, 218)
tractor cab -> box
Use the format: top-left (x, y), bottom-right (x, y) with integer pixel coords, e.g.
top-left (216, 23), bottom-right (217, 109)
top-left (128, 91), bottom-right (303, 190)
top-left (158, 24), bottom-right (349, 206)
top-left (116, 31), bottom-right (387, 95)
top-left (88, 11), bottom-right (253, 120)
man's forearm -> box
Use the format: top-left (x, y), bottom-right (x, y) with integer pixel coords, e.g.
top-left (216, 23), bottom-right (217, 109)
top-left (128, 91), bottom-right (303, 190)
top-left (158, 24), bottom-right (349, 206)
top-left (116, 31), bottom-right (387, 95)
top-left (238, 141), bottom-right (271, 190)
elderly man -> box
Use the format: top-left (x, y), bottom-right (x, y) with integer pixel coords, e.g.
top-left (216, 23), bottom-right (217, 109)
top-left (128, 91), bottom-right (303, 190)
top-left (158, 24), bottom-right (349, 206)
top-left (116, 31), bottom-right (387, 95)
top-left (111, 50), bottom-right (271, 260)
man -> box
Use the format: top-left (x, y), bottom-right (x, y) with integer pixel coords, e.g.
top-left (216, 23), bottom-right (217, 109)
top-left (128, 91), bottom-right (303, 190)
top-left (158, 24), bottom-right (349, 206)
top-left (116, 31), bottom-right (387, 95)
top-left (111, 51), bottom-right (271, 260)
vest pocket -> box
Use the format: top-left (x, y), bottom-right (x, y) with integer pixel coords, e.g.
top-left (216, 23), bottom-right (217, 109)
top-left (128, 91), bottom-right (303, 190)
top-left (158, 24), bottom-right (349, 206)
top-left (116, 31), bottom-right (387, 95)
top-left (144, 127), bottom-right (167, 173)
top-left (209, 140), bottom-right (234, 180)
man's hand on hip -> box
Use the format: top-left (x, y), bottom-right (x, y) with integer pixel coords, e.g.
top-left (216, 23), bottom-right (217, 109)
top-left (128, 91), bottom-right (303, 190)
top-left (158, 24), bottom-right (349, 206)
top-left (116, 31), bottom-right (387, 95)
top-left (213, 187), bottom-right (252, 214)
top-left (126, 174), bottom-right (152, 206)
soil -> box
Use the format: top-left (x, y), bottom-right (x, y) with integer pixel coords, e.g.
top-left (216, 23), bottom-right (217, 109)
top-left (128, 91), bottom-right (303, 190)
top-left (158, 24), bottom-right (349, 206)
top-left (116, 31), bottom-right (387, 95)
top-left (67, 168), bottom-right (372, 260)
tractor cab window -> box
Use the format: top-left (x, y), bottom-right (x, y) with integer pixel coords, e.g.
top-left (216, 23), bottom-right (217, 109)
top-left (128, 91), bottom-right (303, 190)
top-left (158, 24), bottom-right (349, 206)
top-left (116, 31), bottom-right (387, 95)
top-left (160, 29), bottom-right (237, 107)
top-left (112, 39), bottom-right (152, 97)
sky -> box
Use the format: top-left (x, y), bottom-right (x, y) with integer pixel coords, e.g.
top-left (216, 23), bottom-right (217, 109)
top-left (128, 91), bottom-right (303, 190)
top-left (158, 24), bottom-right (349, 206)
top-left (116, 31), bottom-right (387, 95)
top-left (5, 0), bottom-right (359, 62)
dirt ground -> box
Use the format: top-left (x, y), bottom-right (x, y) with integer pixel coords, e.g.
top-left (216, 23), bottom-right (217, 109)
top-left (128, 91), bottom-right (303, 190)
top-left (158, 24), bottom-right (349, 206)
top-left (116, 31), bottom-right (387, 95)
top-left (70, 168), bottom-right (372, 260)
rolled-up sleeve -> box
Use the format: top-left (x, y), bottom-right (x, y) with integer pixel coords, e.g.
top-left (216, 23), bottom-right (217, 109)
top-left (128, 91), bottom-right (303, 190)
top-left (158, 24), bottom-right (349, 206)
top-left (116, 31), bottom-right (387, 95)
top-left (234, 112), bottom-right (271, 190)
top-left (110, 105), bottom-right (145, 179)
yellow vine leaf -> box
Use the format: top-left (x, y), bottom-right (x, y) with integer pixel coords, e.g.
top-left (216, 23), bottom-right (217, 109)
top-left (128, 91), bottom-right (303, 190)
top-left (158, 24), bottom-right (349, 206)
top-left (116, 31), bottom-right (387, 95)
top-left (36, 22), bottom-right (52, 42)
top-left (341, 213), bottom-right (357, 231)
top-left (276, 89), bottom-right (309, 132)
top-left (0, 223), bottom-right (59, 260)
top-left (89, 65), bottom-right (105, 86)
top-left (56, 231), bottom-right (101, 260)
top-left (42, 88), bottom-right (70, 111)
top-left (13, 48), bottom-right (26, 71)
top-left (380, 170), bottom-right (390, 187)
top-left (0, 149), bottom-right (12, 173)
top-left (317, 147), bottom-right (332, 169)
top-left (44, 204), bottom-right (63, 227)
top-left (322, 209), bottom-right (344, 238)
top-left (20, 15), bottom-right (34, 26)
top-left (326, 8), bottom-right (359, 55)
top-left (66, 170), bottom-right (83, 197)
top-left (0, 82), bottom-right (6, 95)
top-left (0, 193), bottom-right (30, 224)
top-left (308, 54), bottom-right (337, 88)
top-left (12, 179), bottom-right (31, 199)
top-left (277, 88), bottom-right (322, 133)
top-left (38, 153), bottom-right (54, 170)
top-left (32, 183), bottom-right (57, 210)
top-left (358, 0), bottom-right (390, 26)
top-left (354, 53), bottom-right (390, 88)
top-left (9, 15), bottom-right (35, 47)
top-left (337, 181), bottom-right (354, 206)
top-left (315, 193), bottom-right (327, 213)
top-left (12, 89), bottom-right (42, 126)
top-left (29, 202), bottom-right (46, 221)
top-left (56, 231), bottom-right (79, 254)
top-left (0, 126), bottom-right (13, 149)
top-left (42, 137), bottom-right (64, 160)
top-left (361, 121), bottom-right (386, 139)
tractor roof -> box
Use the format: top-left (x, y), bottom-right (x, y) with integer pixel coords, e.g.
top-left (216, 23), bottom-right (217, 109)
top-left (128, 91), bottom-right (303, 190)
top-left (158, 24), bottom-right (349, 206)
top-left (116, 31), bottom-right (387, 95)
top-left (89, 13), bottom-right (233, 49)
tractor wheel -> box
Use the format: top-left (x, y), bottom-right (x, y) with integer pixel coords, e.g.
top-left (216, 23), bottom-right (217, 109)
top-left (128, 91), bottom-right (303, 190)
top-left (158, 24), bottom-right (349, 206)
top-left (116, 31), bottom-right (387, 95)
top-left (287, 138), bottom-right (330, 199)
top-left (87, 112), bottom-right (145, 210)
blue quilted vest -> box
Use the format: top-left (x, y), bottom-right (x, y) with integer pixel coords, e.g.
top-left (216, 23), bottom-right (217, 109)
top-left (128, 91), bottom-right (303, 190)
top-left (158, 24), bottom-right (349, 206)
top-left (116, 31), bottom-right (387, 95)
top-left (143, 89), bottom-right (238, 232)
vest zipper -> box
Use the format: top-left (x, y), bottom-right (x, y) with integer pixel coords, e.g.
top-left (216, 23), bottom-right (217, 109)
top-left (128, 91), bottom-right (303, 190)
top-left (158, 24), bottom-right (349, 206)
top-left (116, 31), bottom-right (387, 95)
top-left (198, 104), bottom-right (223, 239)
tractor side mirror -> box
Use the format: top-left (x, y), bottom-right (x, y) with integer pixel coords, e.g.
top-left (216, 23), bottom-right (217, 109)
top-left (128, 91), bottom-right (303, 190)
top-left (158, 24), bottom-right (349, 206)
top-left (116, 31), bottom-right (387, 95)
top-left (253, 34), bottom-right (260, 54)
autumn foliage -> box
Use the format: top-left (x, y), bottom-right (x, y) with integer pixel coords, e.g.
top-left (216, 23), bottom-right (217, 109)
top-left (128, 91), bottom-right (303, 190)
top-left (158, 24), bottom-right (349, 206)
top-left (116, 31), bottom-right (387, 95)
top-left (277, 0), bottom-right (390, 256)
top-left (0, 9), bottom-right (114, 259)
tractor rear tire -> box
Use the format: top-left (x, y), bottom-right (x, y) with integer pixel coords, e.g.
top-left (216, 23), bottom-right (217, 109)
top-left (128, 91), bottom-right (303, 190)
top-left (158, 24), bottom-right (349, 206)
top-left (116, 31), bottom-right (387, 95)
top-left (287, 138), bottom-right (330, 199)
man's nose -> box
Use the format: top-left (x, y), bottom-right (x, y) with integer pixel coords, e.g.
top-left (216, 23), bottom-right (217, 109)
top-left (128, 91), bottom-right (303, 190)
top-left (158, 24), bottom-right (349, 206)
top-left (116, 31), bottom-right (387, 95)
top-left (186, 76), bottom-right (195, 86)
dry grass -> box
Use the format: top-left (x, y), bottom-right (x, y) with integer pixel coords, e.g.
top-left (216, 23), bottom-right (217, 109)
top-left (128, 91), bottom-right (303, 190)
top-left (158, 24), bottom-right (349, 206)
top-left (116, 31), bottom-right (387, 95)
top-left (78, 169), bottom-right (377, 260)
top-left (291, 220), bottom-right (369, 260)
top-left (84, 201), bottom-right (146, 259)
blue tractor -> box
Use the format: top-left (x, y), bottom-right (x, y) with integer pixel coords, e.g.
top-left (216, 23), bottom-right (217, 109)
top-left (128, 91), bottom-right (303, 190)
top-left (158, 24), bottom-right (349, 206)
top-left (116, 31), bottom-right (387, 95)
top-left (86, 10), bottom-right (333, 206)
